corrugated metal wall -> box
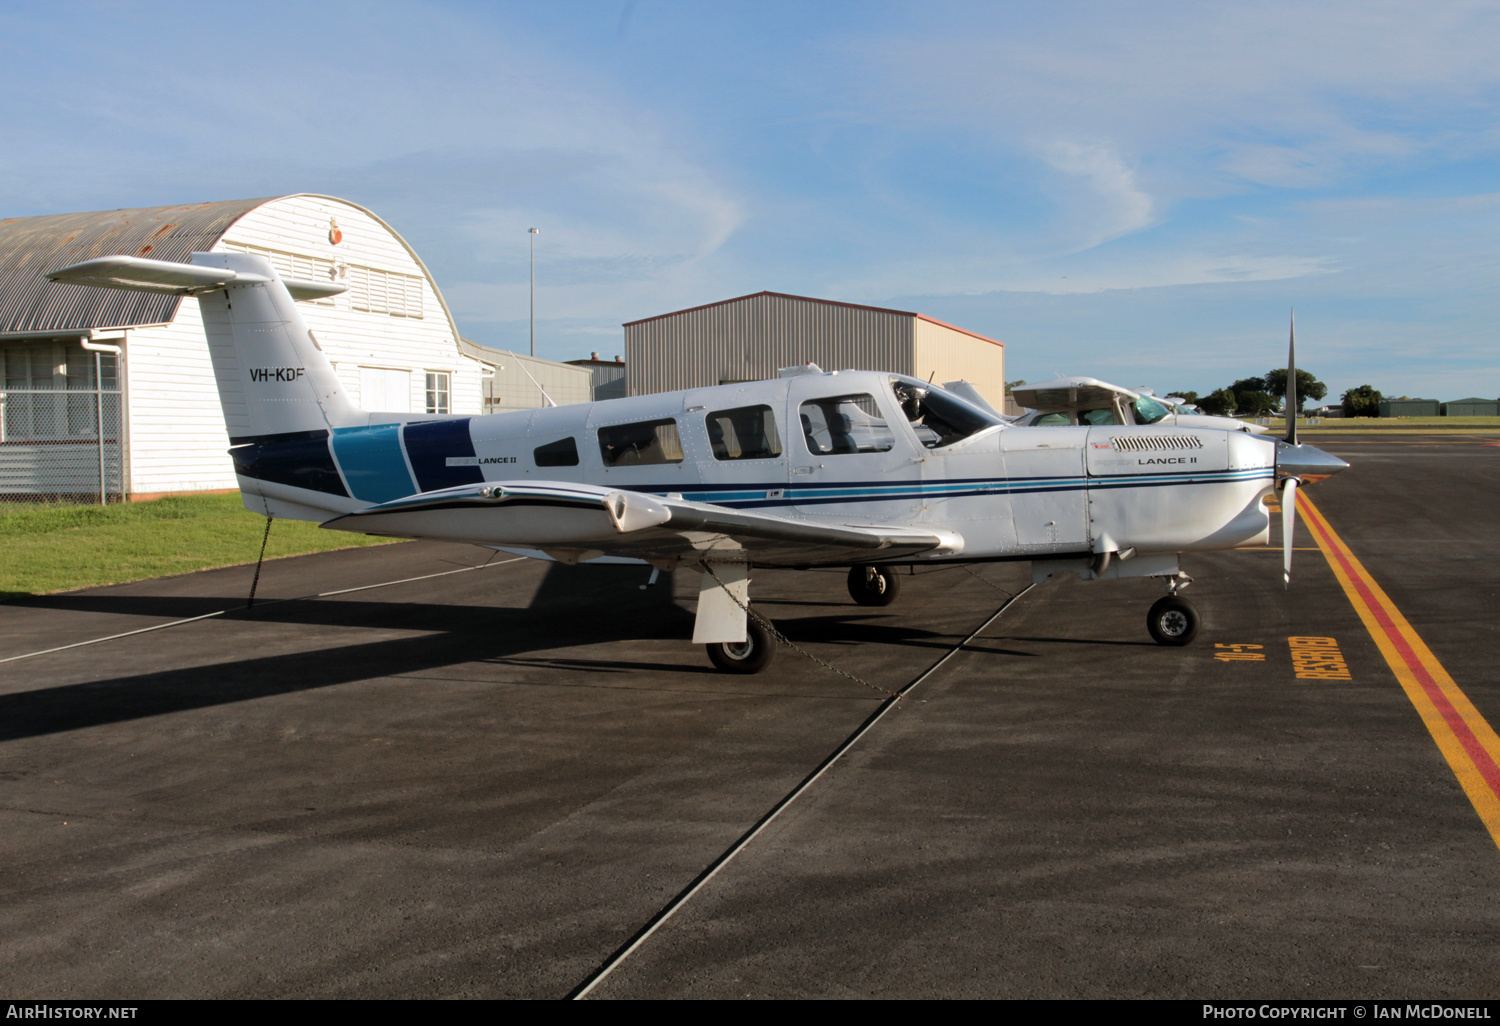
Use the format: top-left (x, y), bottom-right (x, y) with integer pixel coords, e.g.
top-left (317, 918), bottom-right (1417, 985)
top-left (484, 353), bottom-right (593, 412)
top-left (626, 294), bottom-right (914, 396)
top-left (912, 319), bottom-right (1006, 408)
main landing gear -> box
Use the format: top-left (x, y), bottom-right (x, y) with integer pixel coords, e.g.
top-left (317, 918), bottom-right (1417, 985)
top-left (704, 615), bottom-right (775, 673)
top-left (848, 564), bottom-right (901, 606)
top-left (1147, 575), bottom-right (1199, 646)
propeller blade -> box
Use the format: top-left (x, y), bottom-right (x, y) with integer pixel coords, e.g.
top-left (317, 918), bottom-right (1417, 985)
top-left (1285, 310), bottom-right (1298, 446)
top-left (1282, 477), bottom-right (1299, 589)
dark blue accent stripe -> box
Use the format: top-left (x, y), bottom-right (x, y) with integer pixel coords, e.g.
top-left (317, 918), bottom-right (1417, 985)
top-left (331, 425), bottom-right (415, 504)
top-left (403, 419), bottom-right (483, 492)
top-left (228, 429), bottom-right (348, 498)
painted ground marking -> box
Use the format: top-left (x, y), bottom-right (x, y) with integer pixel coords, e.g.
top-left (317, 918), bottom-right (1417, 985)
top-left (1288, 635), bottom-right (1351, 680)
top-left (1300, 494), bottom-right (1500, 850)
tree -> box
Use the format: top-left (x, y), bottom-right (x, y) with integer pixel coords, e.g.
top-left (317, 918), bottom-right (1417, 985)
top-left (1229, 377), bottom-right (1277, 417)
top-left (1342, 384), bottom-right (1383, 418)
top-left (1004, 379), bottom-right (1026, 395)
top-left (1198, 388), bottom-right (1238, 416)
top-left (1168, 390), bottom-right (1200, 404)
top-left (1264, 368), bottom-right (1328, 414)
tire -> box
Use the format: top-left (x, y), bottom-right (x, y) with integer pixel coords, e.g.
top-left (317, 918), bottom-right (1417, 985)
top-left (1147, 595), bottom-right (1200, 646)
top-left (706, 615), bottom-right (776, 674)
top-left (847, 565), bottom-right (902, 607)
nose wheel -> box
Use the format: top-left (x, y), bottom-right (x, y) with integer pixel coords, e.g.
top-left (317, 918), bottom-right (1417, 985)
top-left (1147, 595), bottom-right (1200, 646)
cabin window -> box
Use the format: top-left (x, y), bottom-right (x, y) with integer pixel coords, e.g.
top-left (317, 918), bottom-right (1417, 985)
top-left (425, 371), bottom-right (450, 414)
top-left (798, 394), bottom-right (894, 455)
top-left (1035, 412), bottom-right (1069, 426)
top-left (1079, 408), bottom-right (1116, 426)
top-left (705, 405), bottom-right (782, 461)
top-left (534, 437), bottom-right (579, 467)
top-left (1132, 395), bottom-right (1170, 424)
top-left (598, 418), bottom-right (684, 467)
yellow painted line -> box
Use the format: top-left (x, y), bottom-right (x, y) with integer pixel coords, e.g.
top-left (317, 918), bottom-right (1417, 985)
top-left (1300, 494), bottom-right (1500, 849)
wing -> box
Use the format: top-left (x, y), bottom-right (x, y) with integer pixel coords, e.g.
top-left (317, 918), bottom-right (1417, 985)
top-left (320, 480), bottom-right (963, 568)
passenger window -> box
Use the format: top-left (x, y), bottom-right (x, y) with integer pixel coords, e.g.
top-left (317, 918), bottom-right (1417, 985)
top-left (1080, 408), bottom-right (1116, 426)
top-left (706, 405), bottom-right (782, 461)
top-left (1036, 412), bottom-right (1070, 426)
top-left (598, 418), bottom-right (684, 467)
top-left (534, 437), bottom-right (579, 467)
top-left (798, 395), bottom-right (894, 455)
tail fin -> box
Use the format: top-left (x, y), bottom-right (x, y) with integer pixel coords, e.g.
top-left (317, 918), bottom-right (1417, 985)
top-left (191, 252), bottom-right (360, 440)
top-left (48, 251), bottom-right (360, 440)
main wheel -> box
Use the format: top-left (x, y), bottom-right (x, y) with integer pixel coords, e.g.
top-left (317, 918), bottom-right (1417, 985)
top-left (848, 565), bottom-right (902, 606)
top-left (705, 615), bottom-right (776, 673)
top-left (1147, 595), bottom-right (1200, 646)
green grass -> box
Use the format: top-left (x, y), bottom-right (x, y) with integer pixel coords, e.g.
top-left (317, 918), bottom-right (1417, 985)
top-left (0, 492), bottom-right (400, 600)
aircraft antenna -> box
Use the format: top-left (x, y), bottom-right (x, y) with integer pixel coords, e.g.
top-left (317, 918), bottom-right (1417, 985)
top-left (508, 350), bottom-right (558, 408)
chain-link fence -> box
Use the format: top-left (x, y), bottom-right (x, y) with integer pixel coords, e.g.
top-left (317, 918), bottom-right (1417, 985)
top-left (0, 388), bottom-right (126, 505)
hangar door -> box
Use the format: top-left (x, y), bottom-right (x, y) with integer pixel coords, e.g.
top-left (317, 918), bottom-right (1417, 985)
top-left (0, 340), bottom-right (125, 504)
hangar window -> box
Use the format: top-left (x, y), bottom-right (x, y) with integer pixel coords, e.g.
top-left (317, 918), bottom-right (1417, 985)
top-left (798, 394), bottom-right (894, 455)
top-left (598, 418), bottom-right (684, 468)
top-left (220, 241), bottom-right (338, 305)
top-left (1, 342), bottom-right (119, 442)
top-left (534, 437), bottom-right (579, 467)
top-left (425, 372), bottom-right (450, 414)
top-left (346, 264), bottom-right (425, 318)
top-left (705, 405), bottom-right (782, 461)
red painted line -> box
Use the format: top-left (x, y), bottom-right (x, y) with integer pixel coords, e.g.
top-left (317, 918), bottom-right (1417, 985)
top-left (1301, 504), bottom-right (1500, 801)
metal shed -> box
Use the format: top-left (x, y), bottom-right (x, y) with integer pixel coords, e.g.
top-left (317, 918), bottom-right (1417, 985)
top-left (0, 195), bottom-right (489, 501)
top-left (565, 353), bottom-right (628, 400)
top-left (1378, 398), bottom-right (1441, 418)
top-left (1441, 397), bottom-right (1500, 417)
top-left (623, 291), bottom-right (1005, 407)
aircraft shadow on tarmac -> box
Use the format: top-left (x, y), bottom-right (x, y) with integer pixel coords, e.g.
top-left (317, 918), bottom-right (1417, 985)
top-left (0, 564), bottom-right (966, 742)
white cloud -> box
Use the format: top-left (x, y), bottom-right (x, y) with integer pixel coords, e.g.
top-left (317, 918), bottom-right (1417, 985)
top-left (1038, 140), bottom-right (1156, 250)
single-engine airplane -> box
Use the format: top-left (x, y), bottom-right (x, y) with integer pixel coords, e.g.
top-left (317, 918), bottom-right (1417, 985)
top-left (47, 253), bottom-right (1347, 673)
top-left (1011, 377), bottom-right (1270, 434)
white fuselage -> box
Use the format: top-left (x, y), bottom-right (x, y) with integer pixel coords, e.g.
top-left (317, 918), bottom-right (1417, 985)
top-left (241, 368), bottom-right (1275, 564)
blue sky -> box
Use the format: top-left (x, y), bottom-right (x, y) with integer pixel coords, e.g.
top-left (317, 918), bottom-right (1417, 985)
top-left (3, 1), bottom-right (1498, 400)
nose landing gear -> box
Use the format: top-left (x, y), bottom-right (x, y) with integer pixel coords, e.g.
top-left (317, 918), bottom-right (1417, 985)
top-left (1147, 573), bottom-right (1199, 646)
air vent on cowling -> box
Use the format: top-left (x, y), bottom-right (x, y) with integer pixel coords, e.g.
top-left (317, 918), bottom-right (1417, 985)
top-left (1110, 435), bottom-right (1204, 452)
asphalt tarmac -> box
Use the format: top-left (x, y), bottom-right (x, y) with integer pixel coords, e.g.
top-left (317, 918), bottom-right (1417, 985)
top-left (1, 432), bottom-right (1497, 999)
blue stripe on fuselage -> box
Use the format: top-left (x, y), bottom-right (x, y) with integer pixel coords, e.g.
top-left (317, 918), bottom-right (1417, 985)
top-left (331, 424), bottom-right (416, 504)
top-left (404, 419), bottom-right (483, 492)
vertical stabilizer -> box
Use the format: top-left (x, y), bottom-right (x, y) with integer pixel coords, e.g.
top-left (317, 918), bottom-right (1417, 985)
top-left (188, 252), bottom-right (360, 440)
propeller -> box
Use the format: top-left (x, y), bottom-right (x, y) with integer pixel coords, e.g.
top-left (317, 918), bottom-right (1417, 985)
top-left (1282, 476), bottom-right (1298, 589)
top-left (1281, 310), bottom-right (1299, 589)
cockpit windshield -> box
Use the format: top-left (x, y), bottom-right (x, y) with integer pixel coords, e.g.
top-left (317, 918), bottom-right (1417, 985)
top-left (1132, 395), bottom-right (1171, 424)
top-left (888, 375), bottom-right (1005, 449)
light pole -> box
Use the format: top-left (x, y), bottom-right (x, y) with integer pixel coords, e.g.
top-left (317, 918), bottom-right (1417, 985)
top-left (528, 227), bottom-right (540, 357)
